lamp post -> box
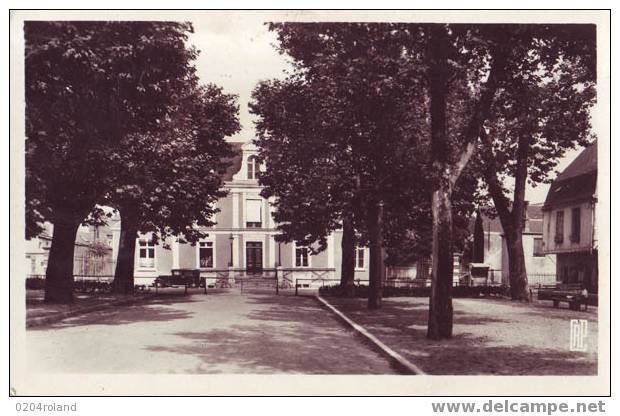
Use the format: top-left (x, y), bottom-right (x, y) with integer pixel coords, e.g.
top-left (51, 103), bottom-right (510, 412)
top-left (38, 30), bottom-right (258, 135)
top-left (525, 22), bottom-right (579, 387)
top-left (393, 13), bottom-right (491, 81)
top-left (277, 241), bottom-right (282, 267)
top-left (275, 240), bottom-right (282, 295)
top-left (228, 233), bottom-right (234, 267)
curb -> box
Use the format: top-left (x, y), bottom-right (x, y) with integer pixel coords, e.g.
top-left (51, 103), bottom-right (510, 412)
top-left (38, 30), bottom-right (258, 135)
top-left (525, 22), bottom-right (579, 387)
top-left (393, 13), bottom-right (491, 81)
top-left (26, 294), bottom-right (155, 328)
top-left (315, 295), bottom-right (426, 375)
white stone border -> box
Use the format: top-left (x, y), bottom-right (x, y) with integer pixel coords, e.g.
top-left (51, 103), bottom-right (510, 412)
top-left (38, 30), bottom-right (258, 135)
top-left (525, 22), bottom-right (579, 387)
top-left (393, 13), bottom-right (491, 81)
top-left (315, 295), bottom-right (426, 375)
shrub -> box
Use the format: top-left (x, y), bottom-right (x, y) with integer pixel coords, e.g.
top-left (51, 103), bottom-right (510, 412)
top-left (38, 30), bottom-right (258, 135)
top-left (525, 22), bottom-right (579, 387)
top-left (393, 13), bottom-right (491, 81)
top-left (319, 284), bottom-right (509, 298)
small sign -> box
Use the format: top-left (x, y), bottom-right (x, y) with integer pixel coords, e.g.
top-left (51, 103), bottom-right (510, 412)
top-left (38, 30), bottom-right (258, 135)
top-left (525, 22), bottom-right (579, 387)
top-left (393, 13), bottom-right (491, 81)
top-left (569, 319), bottom-right (588, 352)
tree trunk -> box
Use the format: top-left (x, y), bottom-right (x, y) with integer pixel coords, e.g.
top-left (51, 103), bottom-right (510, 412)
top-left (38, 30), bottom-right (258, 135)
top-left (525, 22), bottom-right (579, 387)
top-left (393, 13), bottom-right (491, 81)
top-left (427, 181), bottom-right (454, 339)
top-left (44, 219), bottom-right (80, 304)
top-left (367, 201), bottom-right (384, 309)
top-left (112, 216), bottom-right (138, 295)
top-left (483, 133), bottom-right (531, 302)
top-left (340, 216), bottom-right (356, 297)
top-left (505, 230), bottom-right (530, 301)
top-left (427, 25), bottom-right (454, 339)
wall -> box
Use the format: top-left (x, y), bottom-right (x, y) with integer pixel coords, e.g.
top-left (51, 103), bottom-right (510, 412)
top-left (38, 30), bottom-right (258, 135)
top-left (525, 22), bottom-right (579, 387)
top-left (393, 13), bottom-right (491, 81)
top-left (500, 234), bottom-right (556, 286)
top-left (214, 194), bottom-right (233, 229)
top-left (543, 201), bottom-right (595, 254)
top-left (483, 232), bottom-right (503, 272)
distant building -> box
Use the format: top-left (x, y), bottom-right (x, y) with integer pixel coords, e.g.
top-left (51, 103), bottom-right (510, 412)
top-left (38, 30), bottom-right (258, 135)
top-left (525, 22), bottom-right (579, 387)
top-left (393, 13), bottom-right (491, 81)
top-left (542, 142), bottom-right (598, 293)
top-left (129, 142), bottom-right (370, 286)
top-left (470, 203), bottom-right (556, 285)
top-left (25, 222), bottom-right (115, 279)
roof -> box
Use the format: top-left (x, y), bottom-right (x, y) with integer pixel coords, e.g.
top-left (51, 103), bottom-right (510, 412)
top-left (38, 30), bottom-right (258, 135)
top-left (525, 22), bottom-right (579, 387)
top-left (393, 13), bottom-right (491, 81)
top-left (555, 141), bottom-right (597, 182)
top-left (476, 214), bottom-right (504, 234)
top-left (526, 203), bottom-right (544, 233)
top-left (221, 142), bottom-right (244, 182)
top-left (470, 203), bottom-right (545, 235)
top-left (544, 142), bottom-right (597, 209)
top-left (527, 203), bottom-right (544, 220)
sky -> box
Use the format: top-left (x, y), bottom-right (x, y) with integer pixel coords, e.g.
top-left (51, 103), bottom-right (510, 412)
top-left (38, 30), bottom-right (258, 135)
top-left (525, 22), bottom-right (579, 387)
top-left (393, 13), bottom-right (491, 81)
top-left (186, 14), bottom-right (589, 205)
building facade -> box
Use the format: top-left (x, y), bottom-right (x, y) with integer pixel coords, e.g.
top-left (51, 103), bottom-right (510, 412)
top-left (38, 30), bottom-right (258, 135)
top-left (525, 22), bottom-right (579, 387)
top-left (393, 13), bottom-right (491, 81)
top-left (130, 142), bottom-right (371, 286)
top-left (26, 222), bottom-right (115, 279)
top-left (542, 142), bottom-right (598, 293)
top-left (471, 204), bottom-right (556, 286)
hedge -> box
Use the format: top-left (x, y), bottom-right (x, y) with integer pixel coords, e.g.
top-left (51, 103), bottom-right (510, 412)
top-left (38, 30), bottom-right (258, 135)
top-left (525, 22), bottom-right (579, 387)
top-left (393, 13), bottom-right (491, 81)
top-left (318, 284), bottom-right (509, 298)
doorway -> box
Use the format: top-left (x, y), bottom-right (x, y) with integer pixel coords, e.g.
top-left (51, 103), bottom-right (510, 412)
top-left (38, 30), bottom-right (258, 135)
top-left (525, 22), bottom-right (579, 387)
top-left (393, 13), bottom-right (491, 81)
top-left (246, 242), bottom-right (263, 274)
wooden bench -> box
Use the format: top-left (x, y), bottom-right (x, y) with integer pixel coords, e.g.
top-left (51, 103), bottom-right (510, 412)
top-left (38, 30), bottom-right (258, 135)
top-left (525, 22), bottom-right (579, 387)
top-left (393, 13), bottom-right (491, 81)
top-left (155, 269), bottom-right (206, 295)
top-left (538, 284), bottom-right (589, 311)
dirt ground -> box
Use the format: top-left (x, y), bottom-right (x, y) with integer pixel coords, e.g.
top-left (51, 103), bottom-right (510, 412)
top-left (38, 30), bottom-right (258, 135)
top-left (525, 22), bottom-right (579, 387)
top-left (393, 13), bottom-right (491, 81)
top-left (26, 291), bottom-right (397, 374)
top-left (323, 296), bottom-right (598, 375)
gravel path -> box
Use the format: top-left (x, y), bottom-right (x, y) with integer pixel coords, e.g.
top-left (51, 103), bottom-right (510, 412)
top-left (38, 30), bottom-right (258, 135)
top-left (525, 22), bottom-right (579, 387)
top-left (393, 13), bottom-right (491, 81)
top-left (324, 296), bottom-right (598, 375)
top-left (26, 291), bottom-right (397, 374)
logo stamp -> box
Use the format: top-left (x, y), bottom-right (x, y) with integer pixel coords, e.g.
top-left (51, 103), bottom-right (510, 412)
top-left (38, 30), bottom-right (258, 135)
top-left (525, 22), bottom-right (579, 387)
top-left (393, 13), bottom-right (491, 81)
top-left (569, 319), bottom-right (588, 352)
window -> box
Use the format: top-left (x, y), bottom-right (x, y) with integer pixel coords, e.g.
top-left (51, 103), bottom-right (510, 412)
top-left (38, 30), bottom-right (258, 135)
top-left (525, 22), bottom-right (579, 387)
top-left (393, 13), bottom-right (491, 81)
top-left (571, 207), bottom-right (581, 243)
top-left (295, 246), bottom-right (309, 267)
top-left (533, 238), bottom-right (544, 257)
top-left (355, 247), bottom-right (366, 269)
top-left (138, 239), bottom-right (155, 268)
top-left (554, 210), bottom-right (564, 244)
top-left (246, 199), bottom-right (262, 228)
top-left (247, 156), bottom-right (258, 180)
top-left (198, 241), bottom-right (214, 268)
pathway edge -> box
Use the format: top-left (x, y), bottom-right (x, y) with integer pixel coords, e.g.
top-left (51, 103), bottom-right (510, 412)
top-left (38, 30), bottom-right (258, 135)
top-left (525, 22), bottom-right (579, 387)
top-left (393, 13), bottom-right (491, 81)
top-left (26, 294), bottom-right (155, 328)
top-left (315, 295), bottom-right (426, 375)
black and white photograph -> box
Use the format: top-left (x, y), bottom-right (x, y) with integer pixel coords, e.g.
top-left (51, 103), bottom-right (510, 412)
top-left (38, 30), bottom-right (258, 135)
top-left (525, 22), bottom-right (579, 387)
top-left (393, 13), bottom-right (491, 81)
top-left (8, 9), bottom-right (610, 397)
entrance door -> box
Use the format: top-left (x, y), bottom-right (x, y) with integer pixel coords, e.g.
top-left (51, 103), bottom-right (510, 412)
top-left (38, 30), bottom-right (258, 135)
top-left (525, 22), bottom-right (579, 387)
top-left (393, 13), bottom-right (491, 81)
top-left (246, 242), bottom-right (263, 274)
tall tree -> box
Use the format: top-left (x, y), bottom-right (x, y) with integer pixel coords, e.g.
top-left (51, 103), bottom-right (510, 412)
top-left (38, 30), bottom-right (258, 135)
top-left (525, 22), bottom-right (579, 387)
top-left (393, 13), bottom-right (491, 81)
top-left (25, 21), bottom-right (198, 303)
top-left (423, 24), bottom-right (512, 339)
top-left (478, 25), bottom-right (596, 300)
top-left (420, 24), bottom-right (595, 335)
top-left (255, 23), bottom-right (482, 309)
top-left (254, 23), bottom-right (434, 308)
top-left (107, 85), bottom-right (240, 294)
top-left (251, 78), bottom-right (360, 294)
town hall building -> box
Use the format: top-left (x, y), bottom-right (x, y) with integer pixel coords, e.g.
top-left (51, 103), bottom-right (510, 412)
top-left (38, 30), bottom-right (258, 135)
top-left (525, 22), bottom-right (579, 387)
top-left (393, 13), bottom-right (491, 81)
top-left (127, 142), bottom-right (370, 287)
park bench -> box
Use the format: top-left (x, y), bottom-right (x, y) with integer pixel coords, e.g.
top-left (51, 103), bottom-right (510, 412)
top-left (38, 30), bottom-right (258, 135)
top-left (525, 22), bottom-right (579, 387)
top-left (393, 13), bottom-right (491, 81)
top-left (537, 283), bottom-right (589, 311)
top-left (154, 269), bottom-right (206, 295)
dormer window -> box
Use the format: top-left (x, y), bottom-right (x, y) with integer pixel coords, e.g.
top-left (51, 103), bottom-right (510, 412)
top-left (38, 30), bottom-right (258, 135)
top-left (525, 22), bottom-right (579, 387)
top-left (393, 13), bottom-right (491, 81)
top-left (247, 155), bottom-right (258, 180)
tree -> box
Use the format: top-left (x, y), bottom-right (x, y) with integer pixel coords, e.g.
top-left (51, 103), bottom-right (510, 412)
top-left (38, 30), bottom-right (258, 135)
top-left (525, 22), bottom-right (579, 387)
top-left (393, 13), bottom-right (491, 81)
top-left (421, 24), bottom-right (512, 339)
top-left (25, 21), bottom-right (199, 303)
top-left (251, 78), bottom-right (360, 294)
top-left (107, 84), bottom-right (240, 294)
top-left (420, 23), bottom-right (596, 335)
top-left (478, 24), bottom-right (596, 300)
top-left (254, 23), bottom-right (438, 308)
top-left (254, 24), bottom-right (482, 309)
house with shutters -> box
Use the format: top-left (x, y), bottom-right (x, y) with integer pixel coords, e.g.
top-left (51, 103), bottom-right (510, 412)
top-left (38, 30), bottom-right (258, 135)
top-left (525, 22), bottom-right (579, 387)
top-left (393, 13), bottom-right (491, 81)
top-left (542, 141), bottom-right (598, 293)
top-left (128, 141), bottom-right (371, 286)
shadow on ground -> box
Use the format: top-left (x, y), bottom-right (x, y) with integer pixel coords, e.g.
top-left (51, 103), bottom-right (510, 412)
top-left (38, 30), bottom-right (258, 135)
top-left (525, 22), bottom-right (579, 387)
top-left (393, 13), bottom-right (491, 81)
top-left (144, 295), bottom-right (396, 374)
top-left (326, 297), bottom-right (597, 375)
top-left (28, 294), bottom-right (202, 330)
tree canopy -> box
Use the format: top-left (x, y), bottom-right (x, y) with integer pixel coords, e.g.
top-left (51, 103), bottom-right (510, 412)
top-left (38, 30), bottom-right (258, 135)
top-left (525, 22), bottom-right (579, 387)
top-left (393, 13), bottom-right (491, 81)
top-left (26, 21), bottom-right (199, 236)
